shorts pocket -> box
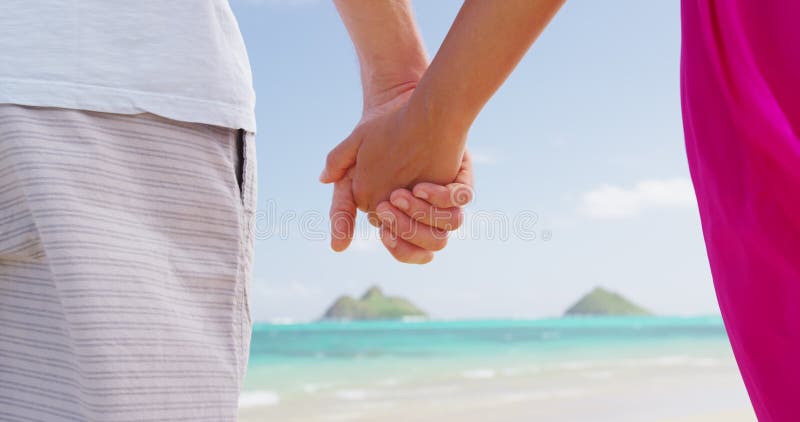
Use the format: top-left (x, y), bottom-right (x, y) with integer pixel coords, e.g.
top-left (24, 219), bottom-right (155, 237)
top-left (235, 129), bottom-right (257, 388)
top-left (238, 130), bottom-right (256, 326)
top-left (241, 130), bottom-right (258, 214)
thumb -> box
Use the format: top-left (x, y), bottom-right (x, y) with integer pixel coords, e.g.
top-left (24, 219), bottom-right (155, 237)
top-left (411, 148), bottom-right (475, 208)
top-left (320, 129), bottom-right (362, 183)
top-left (448, 148), bottom-right (475, 207)
top-left (454, 148), bottom-right (474, 188)
top-left (329, 171), bottom-right (357, 252)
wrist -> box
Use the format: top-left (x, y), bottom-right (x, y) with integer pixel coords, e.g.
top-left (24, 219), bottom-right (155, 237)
top-left (404, 80), bottom-right (472, 151)
top-left (361, 61), bottom-right (428, 110)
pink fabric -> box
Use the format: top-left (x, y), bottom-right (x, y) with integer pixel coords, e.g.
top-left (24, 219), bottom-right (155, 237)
top-left (681, 1), bottom-right (800, 420)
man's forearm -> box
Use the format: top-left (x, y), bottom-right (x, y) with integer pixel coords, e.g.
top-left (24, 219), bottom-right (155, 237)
top-left (333, 0), bottom-right (429, 109)
top-left (408, 0), bottom-right (565, 146)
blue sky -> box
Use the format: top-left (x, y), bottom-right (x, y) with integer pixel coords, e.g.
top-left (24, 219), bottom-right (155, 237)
top-left (230, 0), bottom-right (718, 322)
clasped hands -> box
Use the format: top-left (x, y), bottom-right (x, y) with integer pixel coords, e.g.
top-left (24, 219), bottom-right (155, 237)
top-left (319, 86), bottom-right (473, 264)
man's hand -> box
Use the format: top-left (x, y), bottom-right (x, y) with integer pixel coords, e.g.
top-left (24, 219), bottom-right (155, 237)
top-left (321, 89), bottom-right (467, 212)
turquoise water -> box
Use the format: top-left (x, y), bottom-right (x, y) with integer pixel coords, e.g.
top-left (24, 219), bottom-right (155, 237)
top-left (243, 316), bottom-right (732, 399)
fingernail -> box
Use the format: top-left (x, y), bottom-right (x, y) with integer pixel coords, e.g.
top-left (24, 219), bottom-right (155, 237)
top-left (368, 214), bottom-right (381, 227)
top-left (452, 186), bottom-right (472, 206)
top-left (415, 190), bottom-right (428, 200)
top-left (334, 218), bottom-right (347, 235)
top-left (393, 197), bottom-right (409, 210)
top-left (318, 168), bottom-right (329, 182)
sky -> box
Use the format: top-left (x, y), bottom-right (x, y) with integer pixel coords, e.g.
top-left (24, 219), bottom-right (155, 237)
top-left (229, 0), bottom-right (719, 322)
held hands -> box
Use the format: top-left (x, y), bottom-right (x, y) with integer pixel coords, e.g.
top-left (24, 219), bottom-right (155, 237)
top-left (326, 0), bottom-right (560, 263)
top-left (320, 86), bottom-right (473, 264)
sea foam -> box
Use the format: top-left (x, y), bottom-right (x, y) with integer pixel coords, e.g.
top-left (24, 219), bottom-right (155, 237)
top-left (238, 391), bottom-right (280, 408)
top-left (461, 368), bottom-right (496, 379)
top-left (335, 389), bottom-right (368, 401)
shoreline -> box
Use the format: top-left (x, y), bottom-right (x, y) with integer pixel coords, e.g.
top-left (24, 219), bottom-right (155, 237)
top-left (238, 317), bottom-right (752, 422)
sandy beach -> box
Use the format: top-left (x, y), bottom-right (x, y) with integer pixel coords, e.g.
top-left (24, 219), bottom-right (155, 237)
top-left (237, 318), bottom-right (755, 422)
top-left (238, 360), bottom-right (755, 422)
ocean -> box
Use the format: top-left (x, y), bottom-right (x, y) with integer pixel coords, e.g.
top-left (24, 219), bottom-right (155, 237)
top-left (238, 317), bottom-right (755, 422)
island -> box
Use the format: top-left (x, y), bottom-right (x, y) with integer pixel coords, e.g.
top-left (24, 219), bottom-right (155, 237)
top-left (564, 286), bottom-right (652, 316)
top-left (320, 285), bottom-right (427, 321)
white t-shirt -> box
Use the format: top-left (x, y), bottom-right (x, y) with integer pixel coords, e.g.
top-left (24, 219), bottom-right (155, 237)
top-left (0, 1), bottom-right (256, 132)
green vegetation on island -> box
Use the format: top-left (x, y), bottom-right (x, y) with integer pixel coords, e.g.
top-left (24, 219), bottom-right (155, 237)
top-left (321, 286), bottom-right (427, 321)
top-left (564, 286), bottom-right (652, 316)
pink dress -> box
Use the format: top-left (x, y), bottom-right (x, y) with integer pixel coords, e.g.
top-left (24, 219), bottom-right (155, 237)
top-left (681, 1), bottom-right (800, 420)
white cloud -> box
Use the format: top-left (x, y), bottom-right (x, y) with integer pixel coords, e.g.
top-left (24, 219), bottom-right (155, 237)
top-left (579, 178), bottom-right (696, 219)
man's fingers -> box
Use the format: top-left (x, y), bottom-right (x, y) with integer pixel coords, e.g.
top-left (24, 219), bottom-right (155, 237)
top-left (329, 175), bottom-right (356, 252)
top-left (388, 189), bottom-right (463, 231)
top-left (380, 225), bottom-right (435, 264)
top-left (320, 130), bottom-right (362, 184)
top-left (411, 182), bottom-right (474, 209)
top-left (376, 202), bottom-right (448, 252)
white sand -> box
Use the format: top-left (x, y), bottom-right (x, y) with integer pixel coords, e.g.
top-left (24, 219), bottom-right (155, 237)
top-left (238, 356), bottom-right (756, 422)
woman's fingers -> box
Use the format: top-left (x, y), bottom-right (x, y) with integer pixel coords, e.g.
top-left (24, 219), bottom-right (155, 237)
top-left (376, 202), bottom-right (448, 252)
top-left (389, 189), bottom-right (463, 231)
top-left (380, 225), bottom-right (435, 265)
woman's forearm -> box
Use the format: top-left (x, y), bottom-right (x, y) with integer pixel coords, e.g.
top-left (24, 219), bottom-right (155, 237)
top-left (333, 0), bottom-right (429, 109)
top-left (408, 0), bottom-right (566, 146)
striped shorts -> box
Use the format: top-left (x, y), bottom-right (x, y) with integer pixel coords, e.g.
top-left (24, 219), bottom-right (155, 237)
top-left (0, 104), bottom-right (257, 421)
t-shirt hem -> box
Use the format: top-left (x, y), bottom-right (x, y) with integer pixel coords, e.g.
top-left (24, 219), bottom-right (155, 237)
top-left (0, 78), bottom-right (257, 133)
